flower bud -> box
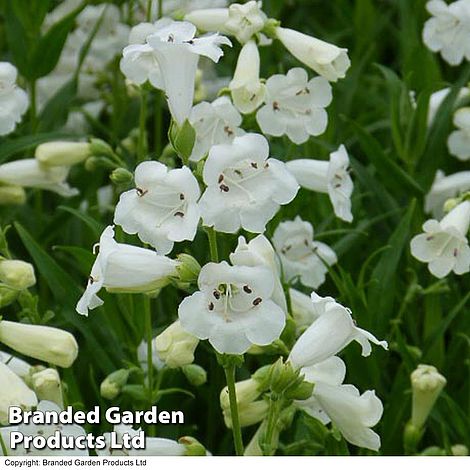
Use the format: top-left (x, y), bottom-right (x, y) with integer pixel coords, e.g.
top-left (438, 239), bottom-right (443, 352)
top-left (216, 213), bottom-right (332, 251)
top-left (155, 320), bottom-right (199, 369)
top-left (89, 138), bottom-right (115, 158)
top-left (0, 259), bottom-right (36, 290)
top-left (0, 286), bottom-right (19, 308)
top-left (169, 119), bottom-right (196, 164)
top-left (31, 368), bottom-right (63, 408)
top-left (175, 254), bottom-right (201, 284)
top-left (182, 364), bottom-right (207, 387)
top-left (451, 444), bottom-right (468, 456)
top-left (110, 168), bottom-right (134, 186)
top-left (410, 364), bottom-right (446, 429)
top-left (0, 321), bottom-right (79, 368)
top-left (443, 197), bottom-right (459, 213)
top-left (0, 185), bottom-right (26, 205)
top-left (35, 141), bottom-right (91, 166)
top-left (0, 351), bottom-right (31, 378)
top-left (179, 436), bottom-right (207, 456)
top-left (100, 369), bottom-right (130, 400)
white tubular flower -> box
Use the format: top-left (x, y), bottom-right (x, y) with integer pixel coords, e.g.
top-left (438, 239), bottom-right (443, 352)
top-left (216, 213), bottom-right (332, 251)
top-left (189, 96), bottom-right (244, 162)
top-left (184, 9), bottom-right (231, 35)
top-left (425, 170), bottom-right (470, 218)
top-left (275, 27), bottom-right (350, 82)
top-left (178, 261), bottom-right (285, 355)
top-left (31, 368), bottom-right (63, 408)
top-left (35, 141), bottom-right (91, 167)
top-left (0, 62), bottom-right (28, 136)
top-left (145, 21), bottom-right (231, 124)
top-left (229, 40), bottom-right (266, 114)
top-left (410, 200), bottom-right (470, 278)
top-left (289, 288), bottom-right (320, 335)
top-left (0, 321), bottom-right (78, 368)
top-left (288, 293), bottom-right (387, 370)
top-left (0, 351), bottom-right (31, 378)
top-left (256, 68), bottom-right (332, 144)
top-left (286, 145), bottom-right (353, 222)
top-left (155, 320), bottom-right (199, 368)
top-left (11, 401), bottom-right (88, 456)
top-left (272, 216), bottom-right (337, 289)
top-left (76, 226), bottom-right (178, 316)
top-left (0, 259), bottom-right (36, 290)
top-left (448, 107), bottom-right (470, 161)
top-left (0, 362), bottom-right (37, 425)
top-left (411, 364), bottom-right (447, 429)
top-left (0, 159), bottom-right (78, 197)
top-left (199, 133), bottom-right (299, 233)
top-left (97, 425), bottom-right (186, 456)
top-left (427, 87), bottom-right (470, 126)
top-left (113, 161), bottom-right (201, 255)
top-left (423, 0), bottom-right (470, 65)
top-left (230, 234), bottom-right (287, 314)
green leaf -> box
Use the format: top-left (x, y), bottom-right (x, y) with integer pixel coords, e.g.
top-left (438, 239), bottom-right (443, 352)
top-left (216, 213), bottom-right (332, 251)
top-left (169, 119), bottom-right (196, 163)
top-left (58, 206), bottom-right (105, 239)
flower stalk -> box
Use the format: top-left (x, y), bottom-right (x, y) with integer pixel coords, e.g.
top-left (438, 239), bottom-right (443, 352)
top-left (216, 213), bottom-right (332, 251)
top-left (223, 362), bottom-right (244, 456)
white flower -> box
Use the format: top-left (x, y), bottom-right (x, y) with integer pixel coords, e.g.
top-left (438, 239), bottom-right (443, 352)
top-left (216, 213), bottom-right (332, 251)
top-left (76, 226), bottom-right (178, 316)
top-left (229, 40), bottom-right (266, 114)
top-left (0, 320), bottom-right (78, 368)
top-left (272, 216), bottom-right (337, 289)
top-left (0, 159), bottom-right (78, 197)
top-left (286, 145), bottom-right (353, 222)
top-left (256, 68), bottom-right (332, 144)
top-left (0, 62), bottom-right (28, 136)
top-left (289, 288), bottom-right (320, 335)
top-left (178, 261), bottom-right (285, 354)
top-left (97, 425), bottom-right (186, 456)
top-left (427, 87), bottom-right (470, 126)
top-left (275, 27), bottom-right (350, 82)
top-left (0, 259), bottom-right (36, 290)
top-left (448, 107), bottom-right (470, 161)
top-left (288, 292), bottom-right (388, 370)
top-left (186, 1), bottom-right (267, 44)
top-left (35, 142), bottom-right (91, 167)
top-left (0, 362), bottom-right (37, 425)
top-left (199, 133), bottom-right (299, 233)
top-left (7, 401), bottom-right (88, 456)
top-left (425, 170), bottom-right (470, 217)
top-left (0, 351), bottom-right (31, 378)
top-left (423, 0), bottom-right (470, 65)
top-left (230, 234), bottom-right (287, 314)
top-left (189, 96), bottom-right (244, 162)
top-left (114, 161), bottom-right (201, 254)
top-left (155, 320), bottom-right (199, 368)
top-left (410, 200), bottom-right (470, 278)
top-left (297, 358), bottom-right (384, 451)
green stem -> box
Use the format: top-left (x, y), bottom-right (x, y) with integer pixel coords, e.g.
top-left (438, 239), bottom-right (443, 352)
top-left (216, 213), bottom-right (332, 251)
top-left (206, 227), bottom-right (219, 262)
top-left (154, 92), bottom-right (163, 157)
top-left (0, 432), bottom-right (8, 456)
top-left (30, 80), bottom-right (37, 133)
top-left (146, 0), bottom-right (152, 21)
top-left (261, 396), bottom-right (282, 456)
top-left (138, 90), bottom-right (148, 163)
top-left (144, 295), bottom-right (153, 403)
top-left (224, 363), bottom-right (244, 456)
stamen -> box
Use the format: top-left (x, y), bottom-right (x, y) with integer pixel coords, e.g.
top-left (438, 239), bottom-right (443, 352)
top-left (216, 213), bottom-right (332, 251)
top-left (179, 193), bottom-right (185, 200)
top-left (251, 162), bottom-right (258, 169)
top-left (426, 236), bottom-right (434, 241)
top-left (220, 184), bottom-right (230, 192)
top-left (253, 297), bottom-right (262, 306)
top-left (213, 290), bottom-right (221, 300)
top-left (174, 211), bottom-right (184, 217)
top-left (273, 101), bottom-right (280, 111)
top-left (218, 174), bottom-right (224, 183)
top-left (208, 302), bottom-right (214, 311)
top-left (88, 276), bottom-right (95, 284)
top-left (243, 285), bottom-right (252, 294)
top-left (224, 125), bottom-right (234, 136)
top-left (136, 187), bottom-right (148, 197)
top-left (453, 248), bottom-right (458, 257)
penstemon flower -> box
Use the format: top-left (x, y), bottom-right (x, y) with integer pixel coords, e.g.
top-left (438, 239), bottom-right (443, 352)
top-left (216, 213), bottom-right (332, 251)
top-left (189, 96), bottom-right (244, 162)
top-left (114, 161), bottom-right (201, 254)
top-left (178, 261), bottom-right (285, 354)
top-left (272, 216), bottom-right (337, 289)
top-left (0, 62), bottom-right (28, 136)
top-left (199, 133), bottom-right (299, 233)
top-left (425, 170), bottom-right (470, 217)
top-left (0, 159), bottom-right (78, 197)
top-left (422, 0), bottom-right (470, 65)
top-left (256, 68), bottom-right (332, 144)
top-left (35, 141), bottom-right (91, 167)
top-left (410, 200), bottom-right (470, 278)
top-left (0, 351), bottom-right (31, 378)
top-left (76, 226), bottom-right (178, 315)
top-left (286, 145), bottom-right (353, 222)
top-left (229, 40), bottom-right (266, 114)
top-left (0, 259), bottom-right (36, 290)
top-left (275, 27), bottom-right (350, 82)
top-left (289, 288), bottom-right (321, 335)
top-left (447, 107), bottom-right (470, 161)
top-left (427, 87), bottom-right (470, 126)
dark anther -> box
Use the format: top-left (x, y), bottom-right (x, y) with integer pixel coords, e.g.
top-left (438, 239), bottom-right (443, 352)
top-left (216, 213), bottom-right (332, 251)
top-left (218, 174), bottom-right (224, 183)
top-left (224, 125), bottom-right (234, 136)
top-left (179, 193), bottom-right (185, 200)
top-left (251, 162), bottom-right (258, 169)
top-left (136, 187), bottom-right (148, 197)
top-left (426, 236), bottom-right (434, 241)
top-left (220, 184), bottom-right (230, 192)
top-left (174, 211), bottom-right (184, 217)
top-left (208, 302), bottom-right (214, 311)
top-left (273, 101), bottom-right (280, 111)
top-left (243, 285), bottom-right (252, 294)
top-left (234, 169), bottom-right (242, 176)
top-left (213, 290), bottom-right (221, 299)
top-left (253, 297), bottom-right (262, 306)
top-left (88, 276), bottom-right (95, 284)
top-left (454, 248), bottom-right (458, 257)
top-left (335, 183), bottom-right (341, 188)
top-left (264, 162), bottom-right (269, 169)
top-left (304, 239), bottom-right (309, 246)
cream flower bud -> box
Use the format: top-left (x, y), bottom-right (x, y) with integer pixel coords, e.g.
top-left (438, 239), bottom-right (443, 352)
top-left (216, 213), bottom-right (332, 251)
top-left (220, 378), bottom-right (267, 428)
top-left (31, 368), bottom-right (63, 408)
top-left (184, 8), bottom-right (230, 34)
top-left (155, 320), bottom-right (199, 369)
top-left (0, 185), bottom-right (26, 205)
top-left (451, 444), bottom-right (468, 456)
top-left (410, 364), bottom-right (446, 429)
top-left (181, 364), bottom-right (207, 387)
top-left (229, 40), bottom-right (265, 114)
top-left (0, 362), bottom-right (37, 425)
top-left (275, 27), bottom-right (350, 82)
top-left (35, 142), bottom-right (91, 167)
top-left (100, 369), bottom-right (130, 400)
top-left (0, 259), bottom-right (36, 290)
top-left (0, 321), bottom-right (79, 368)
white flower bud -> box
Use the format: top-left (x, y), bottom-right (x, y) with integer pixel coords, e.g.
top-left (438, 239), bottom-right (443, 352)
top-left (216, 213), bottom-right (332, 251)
top-left (100, 369), bottom-right (130, 400)
top-left (31, 368), bottom-right (63, 408)
top-left (155, 320), bottom-right (199, 369)
top-left (0, 259), bottom-right (36, 290)
top-left (0, 362), bottom-right (37, 425)
top-left (411, 364), bottom-right (446, 429)
top-left (0, 185), bottom-right (26, 205)
top-left (35, 142), bottom-right (91, 167)
top-left (0, 321), bottom-right (79, 368)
